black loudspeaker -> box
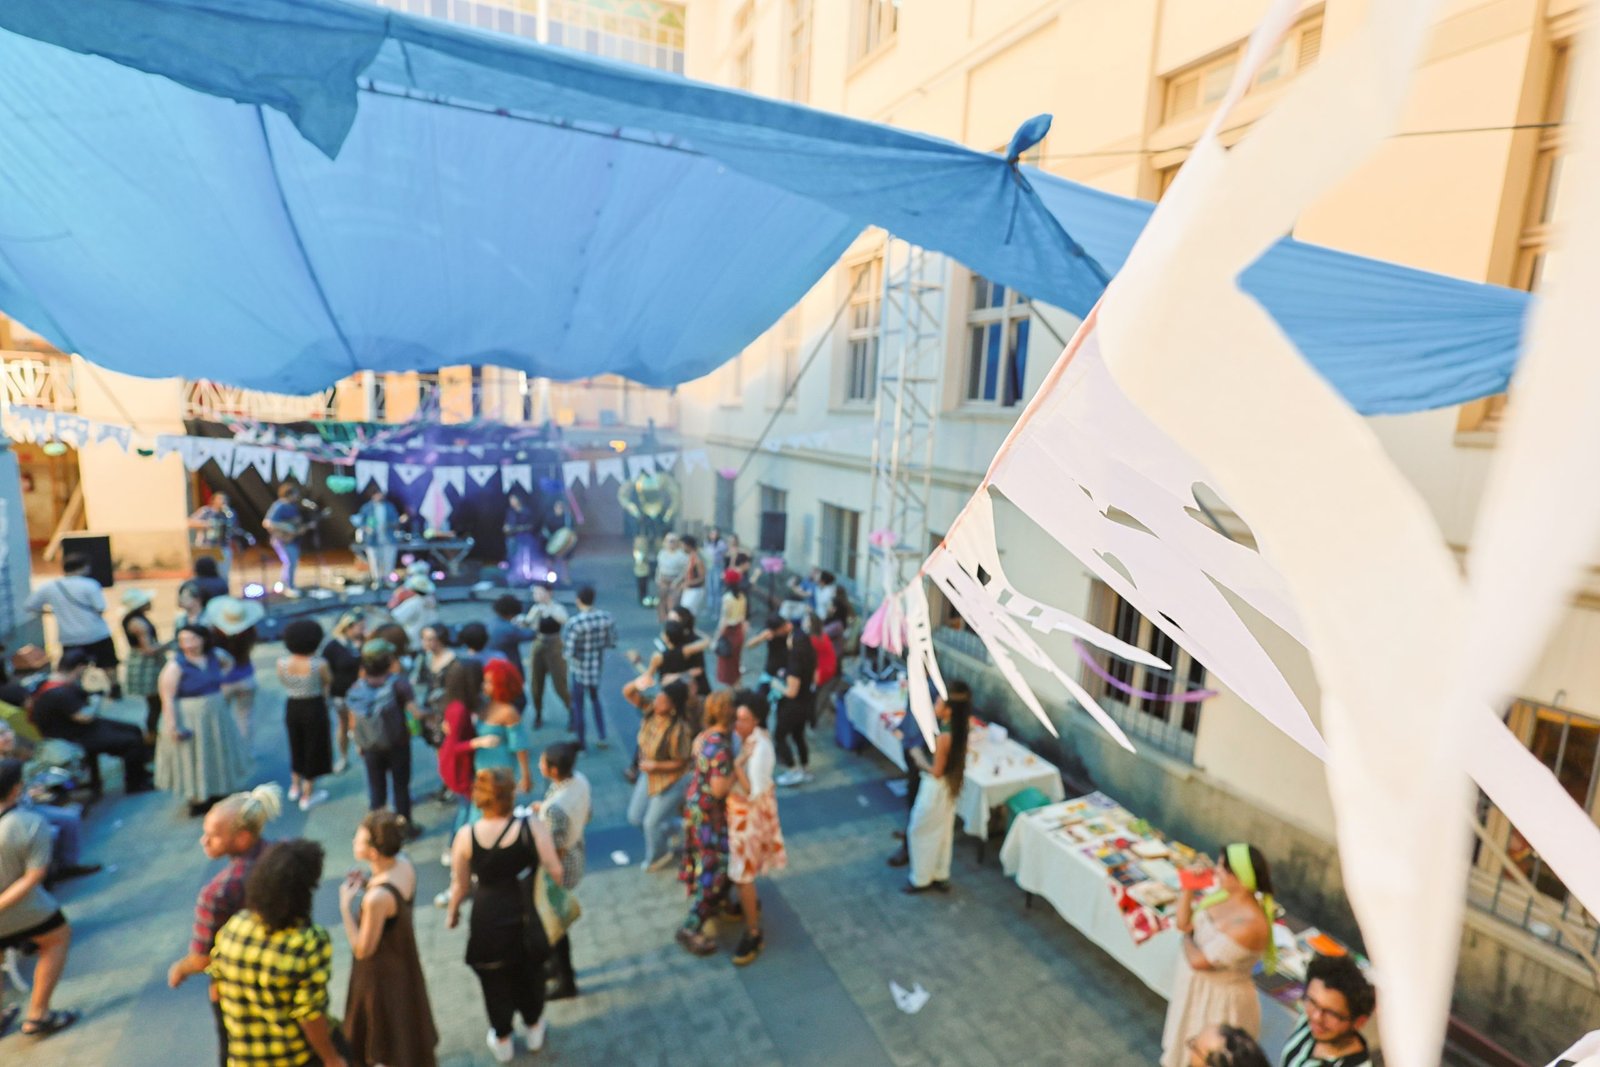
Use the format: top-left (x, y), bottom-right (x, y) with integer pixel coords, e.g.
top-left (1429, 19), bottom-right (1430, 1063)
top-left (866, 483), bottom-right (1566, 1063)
top-left (759, 511), bottom-right (787, 553)
top-left (59, 534), bottom-right (113, 588)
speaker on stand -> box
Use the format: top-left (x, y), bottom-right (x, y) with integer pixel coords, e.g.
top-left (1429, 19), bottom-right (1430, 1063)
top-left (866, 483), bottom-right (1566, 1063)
top-left (58, 534), bottom-right (114, 587)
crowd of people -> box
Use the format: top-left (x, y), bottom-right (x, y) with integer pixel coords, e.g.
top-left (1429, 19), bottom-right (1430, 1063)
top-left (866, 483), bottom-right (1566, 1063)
top-left (0, 529), bottom-right (1379, 1066)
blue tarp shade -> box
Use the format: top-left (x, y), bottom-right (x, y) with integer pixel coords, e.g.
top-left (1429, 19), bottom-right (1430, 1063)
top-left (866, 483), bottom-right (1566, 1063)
top-left (0, 0), bottom-right (1529, 412)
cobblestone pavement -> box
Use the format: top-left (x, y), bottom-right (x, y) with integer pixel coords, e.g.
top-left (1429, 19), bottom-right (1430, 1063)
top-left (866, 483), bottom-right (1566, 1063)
top-left (2, 553), bottom-right (1166, 1066)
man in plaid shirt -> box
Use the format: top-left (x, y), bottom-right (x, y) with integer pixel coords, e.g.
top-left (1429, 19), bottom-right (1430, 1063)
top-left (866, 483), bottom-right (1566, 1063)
top-left (168, 786), bottom-right (280, 1066)
top-left (209, 839), bottom-right (342, 1067)
top-left (562, 585), bottom-right (618, 750)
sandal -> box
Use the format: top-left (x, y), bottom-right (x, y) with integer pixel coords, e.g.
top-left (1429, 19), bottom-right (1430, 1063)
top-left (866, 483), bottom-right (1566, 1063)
top-left (21, 1009), bottom-right (79, 1036)
top-left (0, 1005), bottom-right (19, 1037)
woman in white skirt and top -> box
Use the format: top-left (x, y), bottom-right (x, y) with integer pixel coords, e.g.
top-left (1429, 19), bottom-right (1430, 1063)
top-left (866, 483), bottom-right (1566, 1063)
top-left (154, 625), bottom-right (252, 816)
top-left (727, 690), bottom-right (786, 965)
top-left (902, 680), bottom-right (971, 894)
top-left (1160, 843), bottom-right (1274, 1067)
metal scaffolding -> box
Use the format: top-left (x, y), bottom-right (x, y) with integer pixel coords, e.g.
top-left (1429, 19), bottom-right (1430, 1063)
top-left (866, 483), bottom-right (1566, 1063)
top-left (863, 236), bottom-right (947, 600)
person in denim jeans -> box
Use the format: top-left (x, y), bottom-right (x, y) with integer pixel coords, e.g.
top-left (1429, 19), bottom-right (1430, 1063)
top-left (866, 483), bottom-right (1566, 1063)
top-left (621, 679), bottom-right (692, 871)
top-left (561, 587), bottom-right (617, 750)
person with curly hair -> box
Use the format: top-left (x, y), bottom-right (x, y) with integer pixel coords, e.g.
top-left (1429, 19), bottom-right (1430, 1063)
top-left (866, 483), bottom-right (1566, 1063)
top-left (209, 839), bottom-right (345, 1067)
top-left (1186, 1025), bottom-right (1270, 1067)
top-left (477, 659), bottom-right (532, 796)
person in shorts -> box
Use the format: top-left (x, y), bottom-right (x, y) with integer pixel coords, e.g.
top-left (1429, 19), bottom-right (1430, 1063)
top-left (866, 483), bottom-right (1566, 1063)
top-left (0, 757), bottom-right (78, 1038)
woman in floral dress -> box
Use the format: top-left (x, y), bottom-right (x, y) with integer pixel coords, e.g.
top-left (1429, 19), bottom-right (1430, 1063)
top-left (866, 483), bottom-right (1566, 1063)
top-left (727, 690), bottom-right (786, 965)
top-left (675, 690), bottom-right (734, 957)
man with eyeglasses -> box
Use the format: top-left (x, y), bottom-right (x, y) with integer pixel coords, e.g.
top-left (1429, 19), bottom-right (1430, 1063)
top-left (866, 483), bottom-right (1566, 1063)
top-left (1282, 953), bottom-right (1376, 1067)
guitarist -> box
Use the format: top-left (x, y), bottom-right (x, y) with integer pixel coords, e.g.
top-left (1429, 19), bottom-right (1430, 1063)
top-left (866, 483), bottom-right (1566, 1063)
top-left (263, 484), bottom-right (309, 598)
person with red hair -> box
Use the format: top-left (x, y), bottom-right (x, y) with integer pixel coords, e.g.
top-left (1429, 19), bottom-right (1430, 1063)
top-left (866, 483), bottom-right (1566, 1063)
top-left (476, 659), bottom-right (532, 796)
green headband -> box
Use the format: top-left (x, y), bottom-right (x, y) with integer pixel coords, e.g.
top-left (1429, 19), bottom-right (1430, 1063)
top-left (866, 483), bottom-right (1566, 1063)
top-left (1224, 843), bottom-right (1277, 972)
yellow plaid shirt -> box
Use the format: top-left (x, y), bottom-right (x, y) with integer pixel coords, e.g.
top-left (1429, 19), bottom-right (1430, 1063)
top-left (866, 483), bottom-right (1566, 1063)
top-left (208, 911), bottom-right (332, 1067)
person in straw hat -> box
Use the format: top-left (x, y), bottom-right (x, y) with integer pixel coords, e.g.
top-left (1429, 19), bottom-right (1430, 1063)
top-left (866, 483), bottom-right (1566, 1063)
top-left (203, 596), bottom-right (265, 743)
top-left (155, 624), bottom-right (252, 817)
top-left (119, 588), bottom-right (167, 742)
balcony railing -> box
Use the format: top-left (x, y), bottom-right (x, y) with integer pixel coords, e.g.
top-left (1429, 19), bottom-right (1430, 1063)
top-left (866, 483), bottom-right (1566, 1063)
top-left (0, 353), bottom-right (76, 412)
top-left (183, 380), bottom-right (339, 423)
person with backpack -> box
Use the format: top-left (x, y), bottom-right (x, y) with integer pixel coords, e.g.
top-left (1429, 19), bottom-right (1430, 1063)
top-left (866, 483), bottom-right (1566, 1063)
top-left (346, 644), bottom-right (423, 832)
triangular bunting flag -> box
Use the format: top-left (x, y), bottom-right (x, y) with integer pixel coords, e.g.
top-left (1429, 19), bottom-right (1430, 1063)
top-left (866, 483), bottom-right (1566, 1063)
top-left (656, 452), bottom-right (678, 471)
top-left (625, 454), bottom-right (657, 480)
top-left (439, 467), bottom-right (466, 494)
top-left (681, 450), bottom-right (709, 473)
top-left (393, 463), bottom-right (428, 484)
top-left (246, 445), bottom-right (275, 480)
top-left (281, 451), bottom-right (311, 484)
top-left (467, 464), bottom-right (499, 487)
top-left (179, 438), bottom-right (206, 472)
top-left (593, 456), bottom-right (625, 485)
top-left (154, 434), bottom-right (184, 460)
top-left (95, 423), bottom-right (131, 451)
top-left (501, 464), bottom-right (532, 493)
top-left (562, 460), bottom-right (591, 489)
top-left (52, 414), bottom-right (90, 447)
top-left (356, 460), bottom-right (389, 491)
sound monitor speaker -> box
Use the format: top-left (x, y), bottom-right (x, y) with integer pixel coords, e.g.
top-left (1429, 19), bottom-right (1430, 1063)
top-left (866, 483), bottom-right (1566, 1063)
top-left (759, 511), bottom-right (787, 553)
top-left (59, 534), bottom-right (113, 588)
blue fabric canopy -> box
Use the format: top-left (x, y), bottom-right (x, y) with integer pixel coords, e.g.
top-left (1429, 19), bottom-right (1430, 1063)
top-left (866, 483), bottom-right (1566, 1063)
top-left (0, 0), bottom-right (1529, 412)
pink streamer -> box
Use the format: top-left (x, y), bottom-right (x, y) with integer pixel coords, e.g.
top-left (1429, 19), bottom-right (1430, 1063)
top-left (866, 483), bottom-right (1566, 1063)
top-left (1073, 640), bottom-right (1217, 703)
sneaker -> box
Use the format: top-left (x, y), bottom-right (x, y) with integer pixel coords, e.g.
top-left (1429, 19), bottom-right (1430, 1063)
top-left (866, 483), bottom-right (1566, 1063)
top-left (800, 770), bottom-right (815, 783)
top-left (486, 1029), bottom-right (514, 1063)
top-left (288, 783), bottom-right (301, 802)
top-left (732, 931), bottom-right (764, 966)
top-left (523, 1016), bottom-right (547, 1052)
top-left (298, 789), bottom-right (328, 812)
top-left (595, 738), bottom-right (610, 749)
top-left (333, 756), bottom-right (348, 775)
top-left (646, 853), bottom-right (676, 873)
top-left (776, 769), bottom-right (805, 787)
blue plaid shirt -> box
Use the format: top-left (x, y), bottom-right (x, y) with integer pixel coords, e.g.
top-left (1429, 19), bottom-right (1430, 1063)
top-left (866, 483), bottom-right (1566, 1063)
top-left (562, 608), bottom-right (617, 686)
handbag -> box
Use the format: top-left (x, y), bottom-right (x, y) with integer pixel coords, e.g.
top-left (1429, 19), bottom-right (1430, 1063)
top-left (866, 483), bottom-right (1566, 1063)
top-left (713, 632), bottom-right (734, 660)
top-left (534, 867), bottom-right (583, 945)
top-left (516, 819), bottom-right (554, 957)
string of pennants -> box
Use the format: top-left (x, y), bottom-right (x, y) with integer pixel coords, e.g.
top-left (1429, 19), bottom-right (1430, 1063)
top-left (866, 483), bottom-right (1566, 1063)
top-left (3, 404), bottom-right (711, 494)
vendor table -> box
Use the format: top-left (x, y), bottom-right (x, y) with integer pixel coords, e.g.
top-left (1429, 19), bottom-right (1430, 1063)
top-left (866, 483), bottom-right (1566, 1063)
top-left (999, 792), bottom-right (1369, 1054)
top-left (844, 682), bottom-right (1066, 841)
top-left (999, 794), bottom-right (1182, 995)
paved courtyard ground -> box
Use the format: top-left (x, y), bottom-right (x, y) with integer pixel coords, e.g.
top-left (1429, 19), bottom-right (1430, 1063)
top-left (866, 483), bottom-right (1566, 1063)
top-left (0, 552), bottom-right (1169, 1066)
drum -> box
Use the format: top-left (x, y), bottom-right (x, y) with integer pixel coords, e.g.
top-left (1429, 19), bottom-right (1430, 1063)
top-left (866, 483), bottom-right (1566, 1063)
top-left (546, 527), bottom-right (578, 558)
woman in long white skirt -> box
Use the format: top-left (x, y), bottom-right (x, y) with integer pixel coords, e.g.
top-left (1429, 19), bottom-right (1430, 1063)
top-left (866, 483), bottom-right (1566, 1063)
top-left (903, 681), bottom-right (972, 894)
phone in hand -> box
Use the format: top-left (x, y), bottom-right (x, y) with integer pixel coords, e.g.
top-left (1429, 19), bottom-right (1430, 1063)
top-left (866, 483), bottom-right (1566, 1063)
top-left (174, 727), bottom-right (194, 742)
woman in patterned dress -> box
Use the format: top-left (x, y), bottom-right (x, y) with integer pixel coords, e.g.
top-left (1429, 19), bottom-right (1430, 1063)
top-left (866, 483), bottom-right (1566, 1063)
top-left (727, 689), bottom-right (786, 965)
top-left (675, 690), bottom-right (734, 957)
top-left (154, 625), bottom-right (251, 816)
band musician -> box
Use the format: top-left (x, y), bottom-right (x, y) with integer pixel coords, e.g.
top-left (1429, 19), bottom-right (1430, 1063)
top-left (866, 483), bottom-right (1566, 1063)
top-left (262, 484), bottom-right (314, 598)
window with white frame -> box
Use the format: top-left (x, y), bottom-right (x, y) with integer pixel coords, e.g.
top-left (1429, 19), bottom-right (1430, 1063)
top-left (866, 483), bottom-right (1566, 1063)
top-left (1086, 583), bottom-right (1209, 761)
top-left (786, 0), bottom-right (813, 102)
top-left (819, 503), bottom-right (861, 581)
top-left (1163, 11), bottom-right (1323, 123)
top-left (844, 256), bottom-right (882, 402)
top-left (850, 0), bottom-right (896, 63)
top-left (965, 272), bottom-right (1031, 406)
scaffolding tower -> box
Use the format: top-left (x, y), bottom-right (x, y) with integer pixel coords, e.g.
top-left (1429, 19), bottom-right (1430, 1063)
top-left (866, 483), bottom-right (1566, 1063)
top-left (863, 236), bottom-right (947, 602)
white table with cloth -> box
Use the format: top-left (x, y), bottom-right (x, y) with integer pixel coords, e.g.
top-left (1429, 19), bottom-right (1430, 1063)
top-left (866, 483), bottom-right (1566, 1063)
top-left (999, 794), bottom-right (1183, 996)
top-left (843, 681), bottom-right (1066, 840)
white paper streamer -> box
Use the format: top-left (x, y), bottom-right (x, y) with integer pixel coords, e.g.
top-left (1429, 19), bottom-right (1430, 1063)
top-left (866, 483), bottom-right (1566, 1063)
top-left (625, 454), bottom-right (657, 480)
top-left (593, 457), bottom-right (625, 485)
top-left (393, 462), bottom-right (427, 484)
top-left (467, 464), bottom-right (499, 487)
top-left (355, 460), bottom-right (389, 491)
top-left (500, 464), bottom-right (532, 493)
top-left (681, 449), bottom-right (708, 473)
top-left (562, 460), bottom-right (591, 488)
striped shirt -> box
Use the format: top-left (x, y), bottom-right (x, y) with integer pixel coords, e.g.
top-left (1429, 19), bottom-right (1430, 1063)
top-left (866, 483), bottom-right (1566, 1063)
top-left (1281, 1017), bottom-right (1370, 1067)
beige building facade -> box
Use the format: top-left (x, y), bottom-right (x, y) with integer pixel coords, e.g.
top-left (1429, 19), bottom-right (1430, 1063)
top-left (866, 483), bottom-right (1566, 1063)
top-left (673, 0), bottom-right (1599, 1060)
